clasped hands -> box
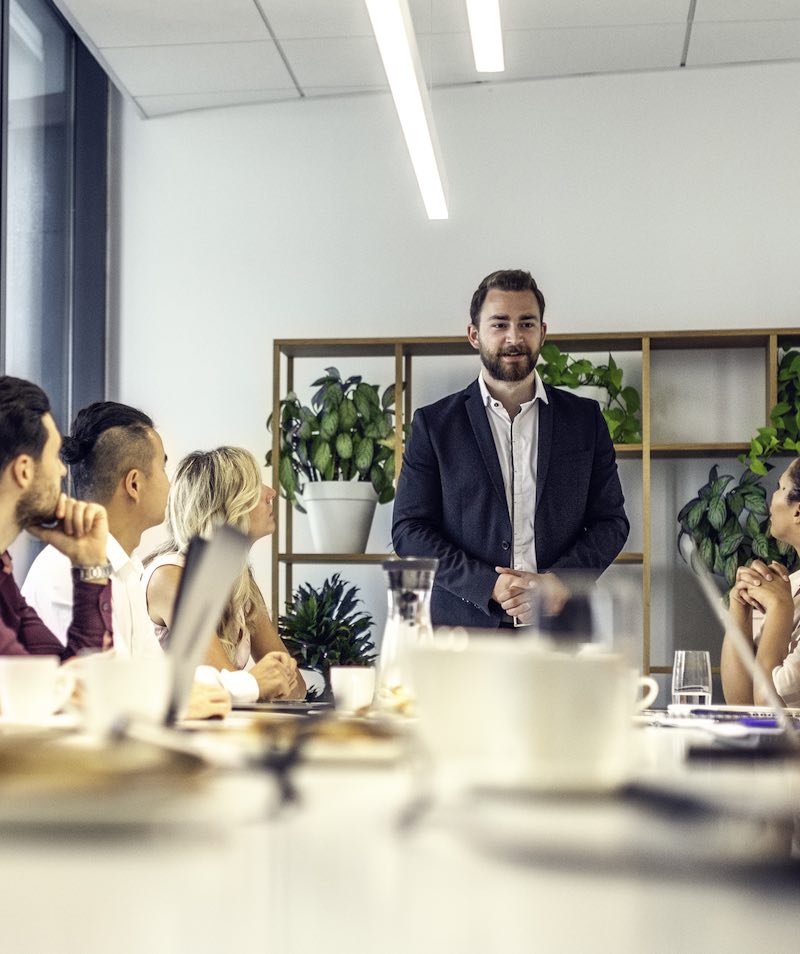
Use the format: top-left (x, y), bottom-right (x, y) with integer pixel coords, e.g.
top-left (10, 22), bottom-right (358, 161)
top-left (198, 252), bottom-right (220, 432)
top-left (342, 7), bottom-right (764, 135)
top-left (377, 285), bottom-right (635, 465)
top-left (250, 651), bottom-right (302, 701)
top-left (731, 559), bottom-right (793, 615)
top-left (492, 568), bottom-right (570, 625)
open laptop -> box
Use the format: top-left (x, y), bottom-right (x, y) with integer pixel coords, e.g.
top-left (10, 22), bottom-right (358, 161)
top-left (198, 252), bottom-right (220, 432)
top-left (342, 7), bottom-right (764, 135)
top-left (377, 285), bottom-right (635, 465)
top-left (162, 524), bottom-right (252, 724)
top-left (161, 524), bottom-right (331, 718)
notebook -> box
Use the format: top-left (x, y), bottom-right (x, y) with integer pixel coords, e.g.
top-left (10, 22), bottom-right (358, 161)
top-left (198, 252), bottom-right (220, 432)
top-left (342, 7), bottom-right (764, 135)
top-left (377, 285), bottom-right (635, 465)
top-left (231, 699), bottom-right (333, 713)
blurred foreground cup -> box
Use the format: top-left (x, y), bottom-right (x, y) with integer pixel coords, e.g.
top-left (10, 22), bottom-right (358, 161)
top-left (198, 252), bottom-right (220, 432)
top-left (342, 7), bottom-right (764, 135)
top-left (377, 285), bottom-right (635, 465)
top-left (78, 655), bottom-right (172, 735)
top-left (411, 632), bottom-right (654, 793)
top-left (0, 655), bottom-right (74, 722)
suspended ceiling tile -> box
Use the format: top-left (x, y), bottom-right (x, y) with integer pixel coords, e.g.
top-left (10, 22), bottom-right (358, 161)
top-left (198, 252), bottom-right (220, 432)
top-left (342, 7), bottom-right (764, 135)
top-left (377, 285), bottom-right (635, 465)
top-left (687, 19), bottom-right (800, 65)
top-left (418, 32), bottom-right (483, 86)
top-left (302, 86), bottom-right (387, 98)
top-left (280, 36), bottom-right (388, 89)
top-left (502, 0), bottom-right (691, 30)
top-left (56, 0), bottom-right (269, 47)
top-left (694, 0), bottom-right (800, 21)
top-left (504, 23), bottom-right (687, 76)
top-left (261, 0), bottom-right (374, 38)
top-left (102, 41), bottom-right (294, 97)
top-left (407, 0), bottom-right (469, 34)
top-left (136, 87), bottom-right (299, 118)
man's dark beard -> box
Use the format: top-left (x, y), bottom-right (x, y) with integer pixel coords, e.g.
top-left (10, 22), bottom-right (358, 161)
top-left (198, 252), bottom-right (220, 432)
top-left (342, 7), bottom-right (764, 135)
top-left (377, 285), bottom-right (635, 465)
top-left (479, 347), bottom-right (537, 382)
top-left (15, 482), bottom-right (58, 530)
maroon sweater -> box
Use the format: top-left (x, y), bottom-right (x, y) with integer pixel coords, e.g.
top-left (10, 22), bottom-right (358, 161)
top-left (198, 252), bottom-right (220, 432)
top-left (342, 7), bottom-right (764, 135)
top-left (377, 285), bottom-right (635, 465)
top-left (0, 552), bottom-right (112, 659)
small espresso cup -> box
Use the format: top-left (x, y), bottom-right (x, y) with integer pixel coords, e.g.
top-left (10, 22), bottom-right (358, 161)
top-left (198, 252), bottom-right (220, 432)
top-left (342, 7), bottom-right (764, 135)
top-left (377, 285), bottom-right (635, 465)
top-left (0, 655), bottom-right (74, 722)
top-left (330, 665), bottom-right (376, 714)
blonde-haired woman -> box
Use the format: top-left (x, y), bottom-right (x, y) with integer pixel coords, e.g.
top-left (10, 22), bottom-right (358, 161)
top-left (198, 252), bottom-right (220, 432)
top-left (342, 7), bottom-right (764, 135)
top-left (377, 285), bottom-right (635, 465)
top-left (143, 447), bottom-right (305, 701)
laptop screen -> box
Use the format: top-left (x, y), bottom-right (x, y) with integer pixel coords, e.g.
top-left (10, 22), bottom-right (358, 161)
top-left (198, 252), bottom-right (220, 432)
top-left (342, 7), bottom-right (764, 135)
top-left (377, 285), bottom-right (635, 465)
top-left (163, 525), bottom-right (251, 724)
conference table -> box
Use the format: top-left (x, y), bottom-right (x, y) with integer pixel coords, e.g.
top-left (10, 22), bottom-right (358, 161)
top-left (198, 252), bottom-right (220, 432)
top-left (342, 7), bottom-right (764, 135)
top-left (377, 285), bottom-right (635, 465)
top-left (1, 711), bottom-right (799, 954)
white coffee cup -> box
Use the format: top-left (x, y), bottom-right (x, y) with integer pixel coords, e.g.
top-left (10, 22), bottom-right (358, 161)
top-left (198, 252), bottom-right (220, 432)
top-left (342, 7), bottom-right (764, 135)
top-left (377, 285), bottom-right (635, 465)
top-left (0, 655), bottom-right (75, 722)
top-left (330, 665), bottom-right (376, 713)
top-left (410, 635), bottom-right (655, 792)
top-left (78, 654), bottom-right (172, 735)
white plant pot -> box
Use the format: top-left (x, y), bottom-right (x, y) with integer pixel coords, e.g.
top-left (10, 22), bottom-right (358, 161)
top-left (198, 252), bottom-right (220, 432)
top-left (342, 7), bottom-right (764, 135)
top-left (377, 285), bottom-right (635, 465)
top-left (556, 384), bottom-right (607, 407)
top-left (301, 481), bottom-right (379, 553)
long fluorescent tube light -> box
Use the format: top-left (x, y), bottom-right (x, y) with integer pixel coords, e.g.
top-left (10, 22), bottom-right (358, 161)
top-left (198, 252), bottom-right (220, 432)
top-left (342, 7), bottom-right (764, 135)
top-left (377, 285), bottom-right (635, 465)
top-left (466, 0), bottom-right (505, 72)
top-left (365, 0), bottom-right (448, 220)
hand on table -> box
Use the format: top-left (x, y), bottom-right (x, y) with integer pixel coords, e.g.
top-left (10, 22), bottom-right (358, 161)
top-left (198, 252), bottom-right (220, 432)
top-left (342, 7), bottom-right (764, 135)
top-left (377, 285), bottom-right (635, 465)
top-left (185, 681), bottom-right (232, 720)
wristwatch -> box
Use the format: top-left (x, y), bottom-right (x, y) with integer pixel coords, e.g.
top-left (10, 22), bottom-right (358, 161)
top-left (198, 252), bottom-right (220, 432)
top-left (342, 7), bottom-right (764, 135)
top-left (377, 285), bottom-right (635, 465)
top-left (71, 563), bottom-right (113, 582)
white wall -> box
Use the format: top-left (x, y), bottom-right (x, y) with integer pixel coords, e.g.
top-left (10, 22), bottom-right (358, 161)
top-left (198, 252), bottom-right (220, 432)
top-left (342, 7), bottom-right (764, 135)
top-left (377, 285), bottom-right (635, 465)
top-left (111, 61), bottom-right (800, 653)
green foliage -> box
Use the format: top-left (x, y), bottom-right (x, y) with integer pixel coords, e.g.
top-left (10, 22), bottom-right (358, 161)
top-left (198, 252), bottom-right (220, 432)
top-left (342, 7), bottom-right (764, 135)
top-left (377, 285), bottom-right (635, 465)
top-left (279, 574), bottom-right (377, 680)
top-left (267, 367), bottom-right (399, 511)
top-left (677, 347), bottom-right (800, 585)
top-left (537, 343), bottom-right (642, 443)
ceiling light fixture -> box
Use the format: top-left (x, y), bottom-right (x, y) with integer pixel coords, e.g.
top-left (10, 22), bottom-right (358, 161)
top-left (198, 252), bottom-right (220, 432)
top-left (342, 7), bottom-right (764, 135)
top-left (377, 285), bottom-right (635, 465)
top-left (466, 0), bottom-right (504, 72)
top-left (364, 0), bottom-right (448, 220)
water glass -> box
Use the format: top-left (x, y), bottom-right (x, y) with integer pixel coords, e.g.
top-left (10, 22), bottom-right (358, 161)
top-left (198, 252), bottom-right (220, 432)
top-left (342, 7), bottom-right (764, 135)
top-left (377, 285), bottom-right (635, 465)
top-left (672, 650), bottom-right (712, 706)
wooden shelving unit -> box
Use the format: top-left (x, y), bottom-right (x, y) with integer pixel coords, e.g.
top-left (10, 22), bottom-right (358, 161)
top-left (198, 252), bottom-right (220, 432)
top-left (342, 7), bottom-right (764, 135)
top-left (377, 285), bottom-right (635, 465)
top-left (270, 328), bottom-right (798, 674)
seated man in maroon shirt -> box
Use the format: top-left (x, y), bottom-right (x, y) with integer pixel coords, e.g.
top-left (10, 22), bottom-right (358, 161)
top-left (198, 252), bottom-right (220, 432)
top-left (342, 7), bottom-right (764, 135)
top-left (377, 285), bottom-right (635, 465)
top-left (0, 376), bottom-right (112, 657)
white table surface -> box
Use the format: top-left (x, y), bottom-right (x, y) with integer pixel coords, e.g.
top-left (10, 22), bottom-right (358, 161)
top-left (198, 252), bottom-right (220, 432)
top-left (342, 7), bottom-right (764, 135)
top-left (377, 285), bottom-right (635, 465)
top-left (2, 720), bottom-right (800, 954)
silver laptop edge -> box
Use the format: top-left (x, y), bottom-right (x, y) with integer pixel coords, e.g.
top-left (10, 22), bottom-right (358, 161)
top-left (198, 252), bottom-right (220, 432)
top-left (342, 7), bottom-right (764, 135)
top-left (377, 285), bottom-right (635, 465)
top-left (164, 524), bottom-right (251, 724)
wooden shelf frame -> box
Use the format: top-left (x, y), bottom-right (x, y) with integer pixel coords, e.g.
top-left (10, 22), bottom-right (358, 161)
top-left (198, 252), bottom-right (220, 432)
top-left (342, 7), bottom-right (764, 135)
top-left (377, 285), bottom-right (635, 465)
top-left (270, 328), bottom-right (800, 675)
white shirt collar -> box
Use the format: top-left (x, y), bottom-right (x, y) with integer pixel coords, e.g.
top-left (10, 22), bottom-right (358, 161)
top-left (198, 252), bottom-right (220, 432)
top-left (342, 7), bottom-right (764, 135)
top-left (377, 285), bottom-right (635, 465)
top-left (477, 368), bottom-right (549, 408)
top-left (106, 533), bottom-right (144, 576)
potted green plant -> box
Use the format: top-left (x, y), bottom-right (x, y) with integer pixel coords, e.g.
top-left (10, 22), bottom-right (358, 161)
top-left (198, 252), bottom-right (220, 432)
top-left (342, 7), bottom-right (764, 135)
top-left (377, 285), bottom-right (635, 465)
top-left (536, 342), bottom-right (642, 443)
top-left (279, 574), bottom-right (377, 700)
top-left (677, 348), bottom-right (800, 586)
top-left (267, 367), bottom-right (398, 552)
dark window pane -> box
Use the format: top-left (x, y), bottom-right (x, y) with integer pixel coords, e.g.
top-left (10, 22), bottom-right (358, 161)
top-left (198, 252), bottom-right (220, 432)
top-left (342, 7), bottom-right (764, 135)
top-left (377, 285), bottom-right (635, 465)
top-left (5, 0), bottom-right (71, 428)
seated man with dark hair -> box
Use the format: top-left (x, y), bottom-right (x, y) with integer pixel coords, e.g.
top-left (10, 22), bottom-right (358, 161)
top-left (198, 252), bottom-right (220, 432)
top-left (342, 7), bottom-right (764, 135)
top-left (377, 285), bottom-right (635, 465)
top-left (23, 400), bottom-right (231, 717)
top-left (0, 376), bottom-right (112, 657)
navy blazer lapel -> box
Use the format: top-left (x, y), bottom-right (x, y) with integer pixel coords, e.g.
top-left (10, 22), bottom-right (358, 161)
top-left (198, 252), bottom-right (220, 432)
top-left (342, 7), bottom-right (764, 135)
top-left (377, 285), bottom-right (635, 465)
top-left (536, 387), bottom-right (554, 511)
top-left (464, 381), bottom-right (508, 512)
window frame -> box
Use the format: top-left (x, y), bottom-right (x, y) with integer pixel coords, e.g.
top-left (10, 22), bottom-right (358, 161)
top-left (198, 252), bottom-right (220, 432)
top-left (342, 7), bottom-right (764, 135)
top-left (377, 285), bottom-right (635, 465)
top-left (0, 0), bottom-right (108, 423)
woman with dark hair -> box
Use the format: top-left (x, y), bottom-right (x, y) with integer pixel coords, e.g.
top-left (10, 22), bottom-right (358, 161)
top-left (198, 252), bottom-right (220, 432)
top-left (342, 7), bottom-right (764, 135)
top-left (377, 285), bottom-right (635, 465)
top-left (722, 459), bottom-right (800, 706)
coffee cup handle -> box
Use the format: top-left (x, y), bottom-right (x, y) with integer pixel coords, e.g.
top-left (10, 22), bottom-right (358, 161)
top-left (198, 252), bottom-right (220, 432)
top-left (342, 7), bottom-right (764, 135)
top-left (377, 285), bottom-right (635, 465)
top-left (635, 676), bottom-right (658, 712)
top-left (54, 669), bottom-right (76, 713)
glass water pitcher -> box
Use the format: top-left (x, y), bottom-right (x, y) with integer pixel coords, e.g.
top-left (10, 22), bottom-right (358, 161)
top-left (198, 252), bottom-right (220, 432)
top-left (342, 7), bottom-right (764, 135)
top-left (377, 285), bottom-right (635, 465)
top-left (375, 557), bottom-right (438, 708)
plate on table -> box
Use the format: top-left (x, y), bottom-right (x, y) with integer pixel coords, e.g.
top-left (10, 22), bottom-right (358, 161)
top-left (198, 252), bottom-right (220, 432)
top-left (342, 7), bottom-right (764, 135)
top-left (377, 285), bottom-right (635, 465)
top-left (0, 733), bottom-right (275, 829)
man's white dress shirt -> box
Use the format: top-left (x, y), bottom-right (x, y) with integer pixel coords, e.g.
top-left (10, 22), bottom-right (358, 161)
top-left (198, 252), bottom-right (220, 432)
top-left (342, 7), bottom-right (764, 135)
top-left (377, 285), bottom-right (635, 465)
top-left (478, 370), bottom-right (549, 575)
top-left (22, 534), bottom-right (162, 656)
top-left (22, 537), bottom-right (260, 703)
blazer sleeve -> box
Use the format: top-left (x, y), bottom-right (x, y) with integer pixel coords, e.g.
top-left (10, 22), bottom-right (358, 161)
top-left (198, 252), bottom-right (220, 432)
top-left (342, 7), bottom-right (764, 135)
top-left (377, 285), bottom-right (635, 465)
top-left (391, 407), bottom-right (499, 617)
top-left (546, 401), bottom-right (629, 572)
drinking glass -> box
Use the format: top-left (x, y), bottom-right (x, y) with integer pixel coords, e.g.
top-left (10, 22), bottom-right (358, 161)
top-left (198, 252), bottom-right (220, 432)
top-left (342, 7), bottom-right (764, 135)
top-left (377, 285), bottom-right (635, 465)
top-left (672, 650), bottom-right (712, 706)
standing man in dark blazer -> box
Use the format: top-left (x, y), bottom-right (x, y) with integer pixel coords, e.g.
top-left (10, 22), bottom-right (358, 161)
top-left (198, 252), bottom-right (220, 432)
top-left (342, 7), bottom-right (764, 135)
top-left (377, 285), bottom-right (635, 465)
top-left (392, 269), bottom-right (629, 629)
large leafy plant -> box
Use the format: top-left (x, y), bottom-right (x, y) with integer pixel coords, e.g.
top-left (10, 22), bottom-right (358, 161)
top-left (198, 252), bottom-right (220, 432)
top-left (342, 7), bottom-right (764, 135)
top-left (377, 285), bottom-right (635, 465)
top-left (537, 342), bottom-right (642, 443)
top-left (267, 367), bottom-right (397, 512)
top-left (279, 574), bottom-right (377, 681)
top-left (677, 348), bottom-right (800, 586)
